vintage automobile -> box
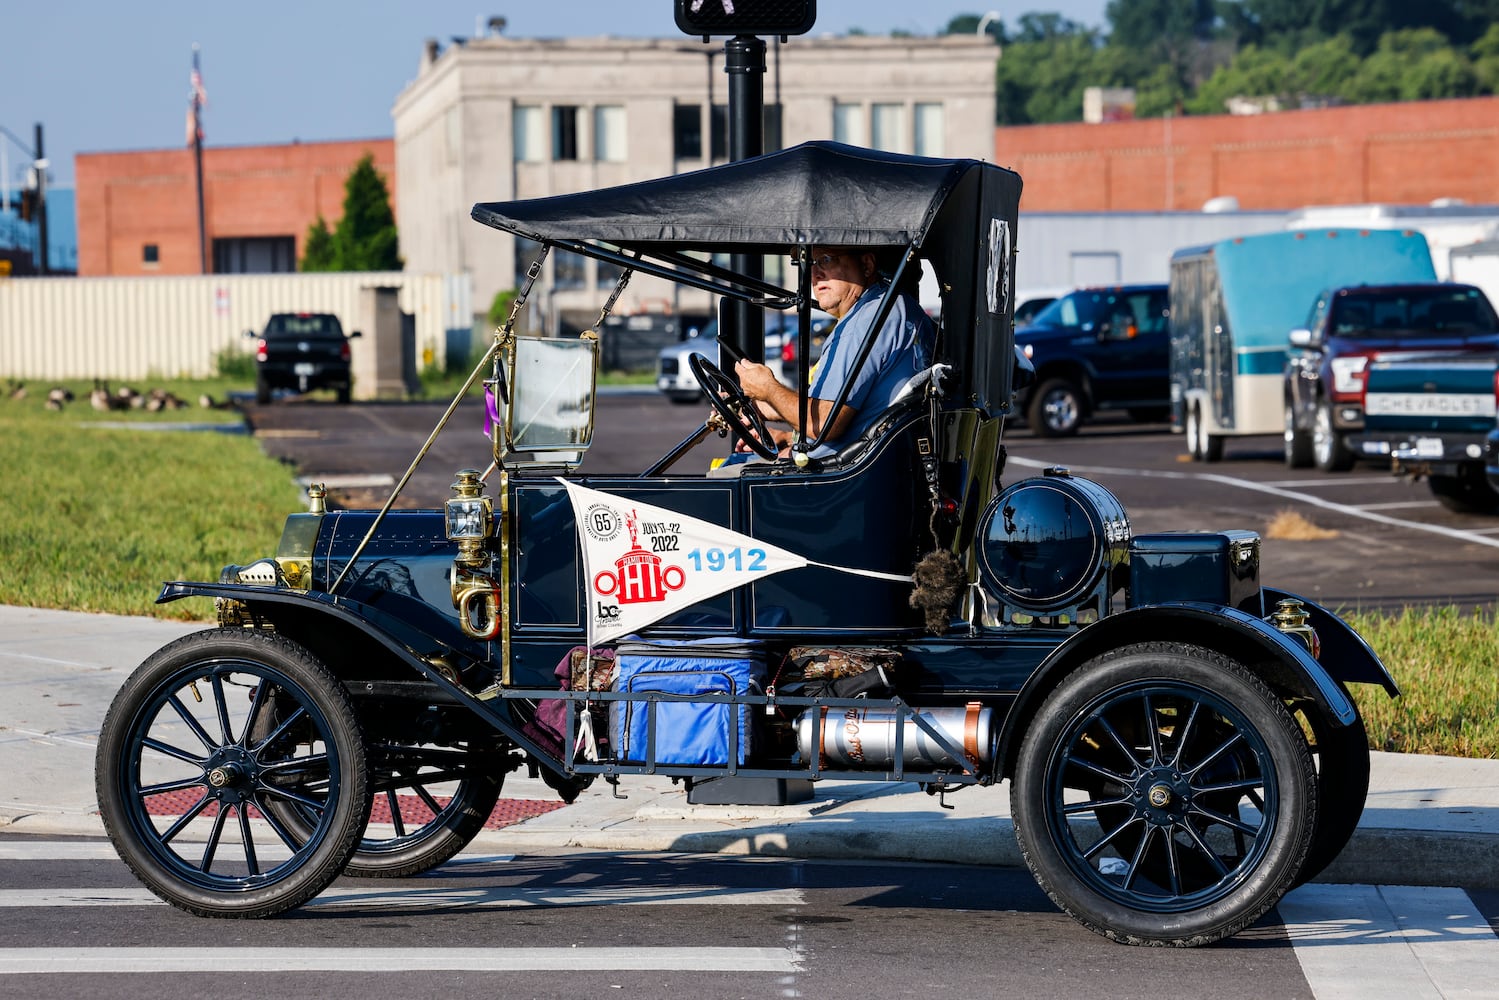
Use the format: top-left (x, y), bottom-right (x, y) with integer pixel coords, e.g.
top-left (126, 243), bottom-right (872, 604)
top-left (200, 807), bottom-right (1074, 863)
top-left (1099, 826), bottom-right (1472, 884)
top-left (95, 142), bottom-right (1396, 947)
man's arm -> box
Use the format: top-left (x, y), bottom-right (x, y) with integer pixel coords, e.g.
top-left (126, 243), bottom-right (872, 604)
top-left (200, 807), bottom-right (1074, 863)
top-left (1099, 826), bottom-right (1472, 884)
top-left (735, 359), bottom-right (857, 442)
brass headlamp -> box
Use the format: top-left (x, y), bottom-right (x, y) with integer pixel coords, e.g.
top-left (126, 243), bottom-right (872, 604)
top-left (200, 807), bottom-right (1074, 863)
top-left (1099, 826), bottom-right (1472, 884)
top-left (446, 470), bottom-right (501, 640)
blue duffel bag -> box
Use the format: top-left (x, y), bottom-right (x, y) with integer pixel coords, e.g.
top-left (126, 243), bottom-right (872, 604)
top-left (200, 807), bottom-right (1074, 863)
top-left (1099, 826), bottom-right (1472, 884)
top-left (611, 638), bottom-right (767, 765)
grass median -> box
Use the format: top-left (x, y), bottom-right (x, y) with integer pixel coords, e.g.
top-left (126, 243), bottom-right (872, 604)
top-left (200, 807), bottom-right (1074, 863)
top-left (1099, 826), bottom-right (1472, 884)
top-left (1, 376), bottom-right (1493, 758)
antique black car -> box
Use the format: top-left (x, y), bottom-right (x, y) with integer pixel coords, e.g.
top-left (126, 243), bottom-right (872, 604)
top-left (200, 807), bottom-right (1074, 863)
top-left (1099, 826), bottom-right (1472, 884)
top-left (96, 142), bottom-right (1396, 947)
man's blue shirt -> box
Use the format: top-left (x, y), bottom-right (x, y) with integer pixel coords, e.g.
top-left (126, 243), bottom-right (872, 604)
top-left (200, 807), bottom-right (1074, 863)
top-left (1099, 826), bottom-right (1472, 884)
top-left (810, 281), bottom-right (935, 448)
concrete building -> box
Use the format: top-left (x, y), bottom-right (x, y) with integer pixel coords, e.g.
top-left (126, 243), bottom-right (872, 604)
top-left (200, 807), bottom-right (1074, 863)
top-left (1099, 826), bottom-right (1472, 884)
top-left (390, 33), bottom-right (999, 320)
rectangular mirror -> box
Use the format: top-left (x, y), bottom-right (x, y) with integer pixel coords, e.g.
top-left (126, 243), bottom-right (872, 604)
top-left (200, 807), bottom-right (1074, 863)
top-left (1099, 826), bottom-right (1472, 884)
top-left (497, 335), bottom-right (598, 464)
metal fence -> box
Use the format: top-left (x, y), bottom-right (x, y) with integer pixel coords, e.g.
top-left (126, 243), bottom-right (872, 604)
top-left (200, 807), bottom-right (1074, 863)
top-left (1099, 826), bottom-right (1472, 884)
top-left (0, 271), bottom-right (470, 380)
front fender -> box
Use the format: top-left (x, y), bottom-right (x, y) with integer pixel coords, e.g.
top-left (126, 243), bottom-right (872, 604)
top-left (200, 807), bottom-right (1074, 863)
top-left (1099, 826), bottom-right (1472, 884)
top-left (1264, 587), bottom-right (1398, 697)
top-left (156, 581), bottom-right (567, 777)
top-left (994, 601), bottom-right (1364, 779)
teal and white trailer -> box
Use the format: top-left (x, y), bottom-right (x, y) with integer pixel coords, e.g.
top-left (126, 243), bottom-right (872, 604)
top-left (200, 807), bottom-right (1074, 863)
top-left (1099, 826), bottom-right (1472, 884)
top-left (1169, 228), bottom-right (1437, 461)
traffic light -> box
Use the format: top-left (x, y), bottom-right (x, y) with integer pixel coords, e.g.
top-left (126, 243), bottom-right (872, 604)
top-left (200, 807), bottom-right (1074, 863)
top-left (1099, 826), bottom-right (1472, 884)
top-left (674, 0), bottom-right (816, 37)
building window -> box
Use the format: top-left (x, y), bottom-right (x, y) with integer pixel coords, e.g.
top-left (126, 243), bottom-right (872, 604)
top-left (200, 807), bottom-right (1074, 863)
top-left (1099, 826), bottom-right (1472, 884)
top-left (764, 103), bottom-right (783, 152)
top-left (593, 105), bottom-right (627, 162)
top-left (552, 105), bottom-right (579, 161)
top-left (597, 257), bottom-right (626, 290)
top-left (514, 106), bottom-right (544, 162)
top-left (833, 102), bottom-right (863, 146)
top-left (554, 249), bottom-right (586, 290)
top-left (212, 236), bottom-right (296, 274)
top-left (673, 104), bottom-right (702, 160)
top-left (914, 103), bottom-right (944, 157)
top-left (709, 104), bottom-right (729, 160)
top-left (871, 103), bottom-right (906, 153)
top-left (142, 244), bottom-right (159, 265)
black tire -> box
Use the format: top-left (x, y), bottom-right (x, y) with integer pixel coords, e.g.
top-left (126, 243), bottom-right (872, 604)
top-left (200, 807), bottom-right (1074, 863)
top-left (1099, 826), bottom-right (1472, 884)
top-left (1011, 642), bottom-right (1316, 947)
top-left (261, 740), bottom-right (504, 878)
top-left (1284, 401), bottom-right (1313, 469)
top-left (95, 629), bottom-right (369, 918)
top-left (255, 377), bottom-right (271, 406)
top-left (1185, 404), bottom-right (1223, 463)
top-left (336, 385), bottom-right (352, 405)
top-left (1028, 377), bottom-right (1084, 437)
top-left (1313, 400), bottom-right (1354, 472)
top-left (1428, 472), bottom-right (1499, 515)
top-left (1293, 700), bottom-right (1369, 886)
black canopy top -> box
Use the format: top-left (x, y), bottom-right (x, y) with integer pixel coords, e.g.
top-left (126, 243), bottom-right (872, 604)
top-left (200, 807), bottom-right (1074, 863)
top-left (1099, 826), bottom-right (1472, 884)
top-left (471, 141), bottom-right (1024, 412)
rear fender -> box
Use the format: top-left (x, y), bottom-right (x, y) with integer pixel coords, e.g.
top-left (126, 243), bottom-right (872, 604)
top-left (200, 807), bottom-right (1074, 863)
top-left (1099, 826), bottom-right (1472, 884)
top-left (156, 581), bottom-right (566, 774)
top-left (994, 602), bottom-right (1374, 779)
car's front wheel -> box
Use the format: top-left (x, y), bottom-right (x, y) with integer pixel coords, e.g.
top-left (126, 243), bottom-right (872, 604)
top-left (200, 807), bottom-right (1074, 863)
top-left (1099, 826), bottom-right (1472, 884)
top-left (96, 629), bottom-right (369, 917)
top-left (1011, 642), bottom-right (1316, 947)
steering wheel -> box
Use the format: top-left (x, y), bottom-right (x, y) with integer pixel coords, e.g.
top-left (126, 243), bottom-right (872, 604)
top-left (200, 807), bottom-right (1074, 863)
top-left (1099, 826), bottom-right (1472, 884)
top-left (688, 353), bottom-right (779, 460)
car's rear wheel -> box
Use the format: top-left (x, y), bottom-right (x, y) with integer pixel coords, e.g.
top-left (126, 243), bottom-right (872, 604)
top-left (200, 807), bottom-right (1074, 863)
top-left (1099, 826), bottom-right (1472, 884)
top-left (336, 385), bottom-right (352, 405)
top-left (255, 377), bottom-right (271, 406)
top-left (1011, 642), bottom-right (1316, 947)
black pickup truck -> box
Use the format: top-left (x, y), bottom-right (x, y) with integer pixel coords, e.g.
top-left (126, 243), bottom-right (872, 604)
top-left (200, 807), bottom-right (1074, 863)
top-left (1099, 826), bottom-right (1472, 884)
top-left (247, 312), bottom-right (360, 404)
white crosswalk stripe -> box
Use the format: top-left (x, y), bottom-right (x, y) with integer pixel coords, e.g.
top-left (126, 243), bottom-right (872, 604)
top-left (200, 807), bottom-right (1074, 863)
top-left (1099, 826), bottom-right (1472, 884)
top-left (0, 946), bottom-right (801, 974)
top-left (1278, 884), bottom-right (1499, 999)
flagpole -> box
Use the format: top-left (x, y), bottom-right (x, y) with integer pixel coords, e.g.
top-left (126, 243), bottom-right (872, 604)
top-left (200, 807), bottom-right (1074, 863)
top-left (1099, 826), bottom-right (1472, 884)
top-left (191, 44), bottom-right (207, 274)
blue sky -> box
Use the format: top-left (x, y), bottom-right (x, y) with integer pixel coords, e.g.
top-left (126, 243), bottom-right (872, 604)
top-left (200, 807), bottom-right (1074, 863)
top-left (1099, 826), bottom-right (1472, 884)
top-left (1, 1), bottom-right (1108, 188)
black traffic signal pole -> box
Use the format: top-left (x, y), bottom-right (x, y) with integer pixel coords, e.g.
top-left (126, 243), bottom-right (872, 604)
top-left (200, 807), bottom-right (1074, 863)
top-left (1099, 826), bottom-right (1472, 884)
top-left (723, 34), bottom-right (766, 372)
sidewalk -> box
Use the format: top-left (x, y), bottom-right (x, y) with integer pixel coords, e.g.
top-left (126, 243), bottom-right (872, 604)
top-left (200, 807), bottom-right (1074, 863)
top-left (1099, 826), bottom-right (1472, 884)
top-left (4, 604), bottom-right (1498, 888)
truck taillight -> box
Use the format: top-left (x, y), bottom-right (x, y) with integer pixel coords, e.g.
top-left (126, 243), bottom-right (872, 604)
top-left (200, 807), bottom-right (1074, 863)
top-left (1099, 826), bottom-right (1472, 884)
top-left (1330, 355), bottom-right (1369, 396)
top-left (340, 342), bottom-right (351, 362)
top-left (255, 339), bottom-right (268, 363)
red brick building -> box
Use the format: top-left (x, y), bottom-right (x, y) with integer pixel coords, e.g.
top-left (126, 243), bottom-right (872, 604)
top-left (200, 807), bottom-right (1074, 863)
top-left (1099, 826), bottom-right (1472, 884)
top-left (74, 139), bottom-right (395, 277)
top-left (995, 96), bottom-right (1499, 212)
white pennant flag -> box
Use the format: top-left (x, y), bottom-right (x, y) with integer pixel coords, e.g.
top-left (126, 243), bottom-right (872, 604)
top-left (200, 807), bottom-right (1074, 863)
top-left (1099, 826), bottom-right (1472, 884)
top-left (560, 479), bottom-right (909, 644)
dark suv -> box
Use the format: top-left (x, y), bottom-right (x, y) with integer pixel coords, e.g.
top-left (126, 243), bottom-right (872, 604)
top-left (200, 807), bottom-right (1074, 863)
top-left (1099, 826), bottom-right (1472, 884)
top-left (1283, 283), bottom-right (1499, 471)
top-left (1014, 284), bottom-right (1171, 436)
top-left (247, 313), bottom-right (360, 404)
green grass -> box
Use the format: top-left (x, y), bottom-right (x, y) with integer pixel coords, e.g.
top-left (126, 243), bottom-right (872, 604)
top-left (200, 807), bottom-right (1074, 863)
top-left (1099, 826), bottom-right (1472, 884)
top-left (1344, 607), bottom-right (1499, 759)
top-left (0, 376), bottom-right (303, 620)
top-left (1, 377), bottom-right (1495, 756)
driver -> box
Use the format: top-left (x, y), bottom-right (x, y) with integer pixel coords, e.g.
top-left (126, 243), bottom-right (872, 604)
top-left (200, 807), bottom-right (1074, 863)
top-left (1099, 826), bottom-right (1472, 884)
top-left (732, 246), bottom-right (934, 457)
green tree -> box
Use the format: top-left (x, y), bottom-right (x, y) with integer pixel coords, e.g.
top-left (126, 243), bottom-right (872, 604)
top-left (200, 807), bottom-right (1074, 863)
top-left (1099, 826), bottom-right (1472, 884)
top-left (1347, 28), bottom-right (1477, 102)
top-left (299, 215), bottom-right (336, 272)
top-left (331, 153), bottom-right (402, 271)
top-left (1184, 43), bottom-right (1293, 113)
top-left (995, 18), bottom-right (1111, 124)
top-left (1473, 23), bottom-right (1499, 92)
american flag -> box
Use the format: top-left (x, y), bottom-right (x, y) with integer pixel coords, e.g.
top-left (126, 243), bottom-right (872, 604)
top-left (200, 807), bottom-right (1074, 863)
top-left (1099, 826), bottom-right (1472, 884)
top-left (186, 46), bottom-right (207, 146)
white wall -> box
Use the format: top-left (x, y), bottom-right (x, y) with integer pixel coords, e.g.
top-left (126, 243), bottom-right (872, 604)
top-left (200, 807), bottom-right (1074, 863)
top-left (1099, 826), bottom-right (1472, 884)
top-left (0, 272), bottom-right (467, 381)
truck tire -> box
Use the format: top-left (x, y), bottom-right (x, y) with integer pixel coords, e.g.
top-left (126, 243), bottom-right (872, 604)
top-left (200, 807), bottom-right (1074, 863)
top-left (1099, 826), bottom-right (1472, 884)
top-left (1428, 472), bottom-right (1499, 515)
top-left (1028, 377), bottom-right (1084, 437)
top-left (255, 377), bottom-right (272, 406)
top-left (1313, 400), bottom-right (1354, 472)
top-left (1284, 401), bottom-right (1313, 468)
top-left (1011, 641), bottom-right (1316, 947)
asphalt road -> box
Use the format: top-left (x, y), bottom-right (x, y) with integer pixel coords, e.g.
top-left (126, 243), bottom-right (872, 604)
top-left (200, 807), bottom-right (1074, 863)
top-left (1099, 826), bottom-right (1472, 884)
top-left (245, 392), bottom-right (1499, 613)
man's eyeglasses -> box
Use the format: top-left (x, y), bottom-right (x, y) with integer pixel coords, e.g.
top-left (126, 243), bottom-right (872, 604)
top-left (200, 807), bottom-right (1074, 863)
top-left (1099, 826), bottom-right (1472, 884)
top-left (805, 252), bottom-right (847, 271)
